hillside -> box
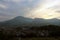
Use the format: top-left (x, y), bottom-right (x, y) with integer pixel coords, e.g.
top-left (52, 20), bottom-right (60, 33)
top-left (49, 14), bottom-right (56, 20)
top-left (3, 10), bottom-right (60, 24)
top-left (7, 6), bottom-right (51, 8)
top-left (0, 16), bottom-right (60, 27)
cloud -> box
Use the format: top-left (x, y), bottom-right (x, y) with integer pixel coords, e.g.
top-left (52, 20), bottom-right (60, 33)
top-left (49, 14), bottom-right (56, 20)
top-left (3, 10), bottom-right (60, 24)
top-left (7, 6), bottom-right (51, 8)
top-left (56, 10), bottom-right (60, 13)
top-left (0, 0), bottom-right (39, 21)
top-left (4, 0), bottom-right (34, 3)
top-left (25, 0), bottom-right (60, 19)
top-left (0, 0), bottom-right (60, 21)
top-left (0, 4), bottom-right (7, 9)
top-left (12, 0), bottom-right (21, 2)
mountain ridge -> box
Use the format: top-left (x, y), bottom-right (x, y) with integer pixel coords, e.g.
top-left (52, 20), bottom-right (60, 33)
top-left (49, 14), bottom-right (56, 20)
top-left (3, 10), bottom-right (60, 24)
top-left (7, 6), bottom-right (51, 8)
top-left (0, 16), bottom-right (60, 27)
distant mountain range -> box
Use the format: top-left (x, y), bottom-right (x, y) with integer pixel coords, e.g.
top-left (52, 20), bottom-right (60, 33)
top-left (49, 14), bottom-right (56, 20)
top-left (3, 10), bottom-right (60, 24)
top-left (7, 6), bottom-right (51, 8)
top-left (0, 16), bottom-right (60, 27)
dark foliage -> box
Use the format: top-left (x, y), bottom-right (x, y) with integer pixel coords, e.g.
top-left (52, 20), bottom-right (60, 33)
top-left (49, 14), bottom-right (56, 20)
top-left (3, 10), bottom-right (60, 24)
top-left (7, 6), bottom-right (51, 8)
top-left (0, 25), bottom-right (60, 40)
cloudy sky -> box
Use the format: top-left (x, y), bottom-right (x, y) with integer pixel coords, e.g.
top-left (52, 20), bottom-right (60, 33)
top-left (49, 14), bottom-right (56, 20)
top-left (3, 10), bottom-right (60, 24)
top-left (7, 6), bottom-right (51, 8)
top-left (0, 0), bottom-right (60, 21)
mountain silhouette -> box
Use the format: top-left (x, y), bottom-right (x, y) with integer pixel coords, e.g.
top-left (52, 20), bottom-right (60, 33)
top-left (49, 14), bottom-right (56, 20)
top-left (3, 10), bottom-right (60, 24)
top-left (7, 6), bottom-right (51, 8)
top-left (0, 16), bottom-right (33, 27)
top-left (0, 16), bottom-right (60, 27)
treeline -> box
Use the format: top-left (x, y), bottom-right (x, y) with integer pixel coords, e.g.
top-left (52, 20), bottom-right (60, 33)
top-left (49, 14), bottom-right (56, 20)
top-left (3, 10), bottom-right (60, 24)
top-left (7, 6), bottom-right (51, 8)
top-left (0, 25), bottom-right (60, 40)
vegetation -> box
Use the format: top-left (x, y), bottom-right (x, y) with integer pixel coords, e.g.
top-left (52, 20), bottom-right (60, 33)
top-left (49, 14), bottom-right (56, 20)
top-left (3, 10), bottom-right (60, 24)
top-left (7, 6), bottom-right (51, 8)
top-left (0, 25), bottom-right (60, 40)
top-left (22, 37), bottom-right (60, 40)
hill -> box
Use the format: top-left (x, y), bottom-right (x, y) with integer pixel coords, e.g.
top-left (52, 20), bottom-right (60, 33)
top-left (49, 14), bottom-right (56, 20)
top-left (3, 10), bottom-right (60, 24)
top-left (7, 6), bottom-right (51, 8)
top-left (0, 16), bottom-right (60, 27)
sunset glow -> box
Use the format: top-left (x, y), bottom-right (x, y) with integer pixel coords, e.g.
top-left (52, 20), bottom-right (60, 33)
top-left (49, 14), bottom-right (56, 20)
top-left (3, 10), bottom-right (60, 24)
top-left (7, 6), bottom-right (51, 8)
top-left (26, 0), bottom-right (60, 19)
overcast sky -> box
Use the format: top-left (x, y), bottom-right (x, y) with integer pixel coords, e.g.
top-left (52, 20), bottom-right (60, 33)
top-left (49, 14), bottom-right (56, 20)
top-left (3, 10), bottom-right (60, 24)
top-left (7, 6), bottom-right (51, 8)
top-left (0, 0), bottom-right (60, 21)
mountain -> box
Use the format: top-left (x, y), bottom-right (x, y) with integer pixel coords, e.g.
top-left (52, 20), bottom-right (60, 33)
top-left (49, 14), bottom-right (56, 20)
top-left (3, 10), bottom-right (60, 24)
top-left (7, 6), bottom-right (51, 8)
top-left (29, 18), bottom-right (60, 26)
top-left (0, 16), bottom-right (33, 27)
top-left (46, 18), bottom-right (60, 25)
top-left (0, 16), bottom-right (60, 27)
top-left (30, 18), bottom-right (48, 26)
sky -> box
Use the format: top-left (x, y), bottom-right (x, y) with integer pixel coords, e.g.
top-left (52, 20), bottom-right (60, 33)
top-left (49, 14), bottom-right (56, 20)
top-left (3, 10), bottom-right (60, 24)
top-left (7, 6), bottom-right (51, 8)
top-left (0, 0), bottom-right (60, 21)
